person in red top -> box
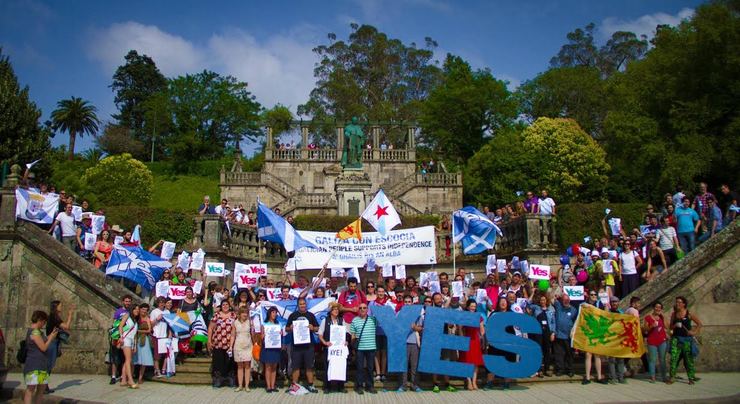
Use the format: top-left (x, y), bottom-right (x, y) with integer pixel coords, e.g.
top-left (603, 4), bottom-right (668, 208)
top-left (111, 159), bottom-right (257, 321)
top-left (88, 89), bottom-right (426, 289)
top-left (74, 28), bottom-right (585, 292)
top-left (459, 299), bottom-right (485, 390)
top-left (119, 230), bottom-right (140, 248)
top-left (644, 301), bottom-right (669, 383)
top-left (338, 277), bottom-right (367, 324)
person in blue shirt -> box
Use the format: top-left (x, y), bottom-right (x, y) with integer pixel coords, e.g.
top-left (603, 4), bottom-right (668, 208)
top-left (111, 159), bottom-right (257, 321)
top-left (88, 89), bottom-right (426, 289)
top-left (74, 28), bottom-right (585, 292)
top-left (674, 197), bottom-right (701, 252)
top-left (698, 197), bottom-right (723, 243)
top-left (527, 294), bottom-right (556, 378)
top-left (552, 294), bottom-right (578, 377)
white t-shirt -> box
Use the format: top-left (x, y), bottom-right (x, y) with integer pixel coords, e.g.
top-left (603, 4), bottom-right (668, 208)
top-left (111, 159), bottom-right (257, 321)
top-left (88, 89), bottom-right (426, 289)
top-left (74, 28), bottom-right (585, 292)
top-left (55, 212), bottom-right (77, 237)
top-left (620, 251), bottom-right (638, 275)
top-left (150, 308), bottom-right (169, 338)
top-left (656, 227), bottom-right (677, 251)
top-left (539, 197), bottom-right (556, 215)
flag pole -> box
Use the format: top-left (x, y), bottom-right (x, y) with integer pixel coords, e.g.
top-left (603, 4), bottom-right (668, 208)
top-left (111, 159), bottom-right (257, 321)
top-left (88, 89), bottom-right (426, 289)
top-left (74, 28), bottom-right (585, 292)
top-left (451, 212), bottom-right (456, 273)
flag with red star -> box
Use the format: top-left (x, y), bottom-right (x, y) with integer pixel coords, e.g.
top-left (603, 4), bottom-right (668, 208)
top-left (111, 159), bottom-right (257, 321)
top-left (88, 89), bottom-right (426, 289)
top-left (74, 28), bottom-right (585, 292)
top-left (361, 189), bottom-right (401, 236)
top-left (336, 217), bottom-right (362, 241)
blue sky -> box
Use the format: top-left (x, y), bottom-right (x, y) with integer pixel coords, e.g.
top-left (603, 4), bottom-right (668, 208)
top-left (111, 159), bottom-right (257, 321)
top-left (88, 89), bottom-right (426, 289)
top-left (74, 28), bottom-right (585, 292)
top-left (1, 0), bottom-right (702, 153)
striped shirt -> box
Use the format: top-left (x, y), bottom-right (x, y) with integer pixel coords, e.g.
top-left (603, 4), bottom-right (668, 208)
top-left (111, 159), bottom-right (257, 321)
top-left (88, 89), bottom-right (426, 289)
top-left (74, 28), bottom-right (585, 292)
top-left (350, 315), bottom-right (377, 351)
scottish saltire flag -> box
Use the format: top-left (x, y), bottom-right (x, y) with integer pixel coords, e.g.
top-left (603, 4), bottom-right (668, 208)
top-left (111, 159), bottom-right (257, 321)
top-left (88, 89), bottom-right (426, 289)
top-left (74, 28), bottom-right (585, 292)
top-left (257, 200), bottom-right (317, 252)
top-left (453, 206), bottom-right (503, 255)
top-left (362, 189), bottom-right (401, 236)
top-left (15, 188), bottom-right (59, 224)
top-left (105, 245), bottom-right (171, 290)
top-left (163, 312), bottom-right (191, 337)
top-left (261, 297), bottom-right (334, 330)
top-left (131, 224), bottom-right (142, 244)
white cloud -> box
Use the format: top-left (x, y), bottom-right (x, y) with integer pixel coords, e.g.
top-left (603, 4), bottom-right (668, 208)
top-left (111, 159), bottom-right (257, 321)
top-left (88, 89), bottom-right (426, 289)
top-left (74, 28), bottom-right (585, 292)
top-left (87, 21), bottom-right (318, 112)
top-left (600, 7), bottom-right (694, 40)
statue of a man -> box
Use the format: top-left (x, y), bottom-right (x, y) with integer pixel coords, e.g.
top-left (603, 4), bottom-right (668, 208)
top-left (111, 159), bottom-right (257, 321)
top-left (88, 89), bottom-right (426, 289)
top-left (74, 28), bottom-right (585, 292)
top-left (341, 116), bottom-right (365, 169)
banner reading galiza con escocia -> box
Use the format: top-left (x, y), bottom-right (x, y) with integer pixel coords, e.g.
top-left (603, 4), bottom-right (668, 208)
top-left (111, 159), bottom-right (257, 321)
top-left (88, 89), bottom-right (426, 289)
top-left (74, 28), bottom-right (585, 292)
top-left (292, 226), bottom-right (437, 270)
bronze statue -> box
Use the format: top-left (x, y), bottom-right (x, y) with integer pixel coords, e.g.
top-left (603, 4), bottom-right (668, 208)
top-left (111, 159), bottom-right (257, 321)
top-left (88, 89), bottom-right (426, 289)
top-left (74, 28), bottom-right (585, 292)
top-left (341, 116), bottom-right (365, 169)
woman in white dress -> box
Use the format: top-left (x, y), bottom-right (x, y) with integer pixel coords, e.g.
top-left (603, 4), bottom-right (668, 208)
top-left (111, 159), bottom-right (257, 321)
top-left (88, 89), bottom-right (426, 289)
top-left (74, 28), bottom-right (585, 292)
top-left (231, 307), bottom-right (255, 391)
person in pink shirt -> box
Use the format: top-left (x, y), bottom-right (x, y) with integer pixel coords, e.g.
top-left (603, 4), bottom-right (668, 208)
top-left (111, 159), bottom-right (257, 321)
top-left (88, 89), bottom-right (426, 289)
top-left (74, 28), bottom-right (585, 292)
top-left (338, 277), bottom-right (367, 324)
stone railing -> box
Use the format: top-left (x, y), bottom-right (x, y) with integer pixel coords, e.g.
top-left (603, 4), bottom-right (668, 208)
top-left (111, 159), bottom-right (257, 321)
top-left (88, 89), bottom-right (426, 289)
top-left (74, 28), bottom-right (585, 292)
top-left (262, 172), bottom-right (301, 197)
top-left (273, 192), bottom-right (336, 215)
top-left (191, 215), bottom-right (287, 262)
top-left (265, 147), bottom-right (414, 162)
top-left (222, 171), bottom-right (261, 185)
top-left (416, 172), bottom-right (462, 186)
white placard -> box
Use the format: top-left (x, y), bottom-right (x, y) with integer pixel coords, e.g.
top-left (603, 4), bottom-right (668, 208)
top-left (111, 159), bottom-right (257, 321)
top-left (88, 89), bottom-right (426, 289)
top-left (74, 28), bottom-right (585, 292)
top-left (84, 232), bottom-right (97, 251)
top-left (114, 236), bottom-right (123, 246)
top-left (263, 324), bottom-right (282, 348)
top-left (192, 280), bottom-right (203, 295)
top-left (419, 272), bottom-right (428, 287)
top-left (394, 265), bottom-right (406, 280)
top-left (497, 259), bottom-right (507, 273)
top-left (157, 338), bottom-right (169, 353)
top-left (72, 205), bottom-right (83, 222)
top-left (451, 281), bottom-right (464, 298)
top-left (160, 241), bottom-right (176, 260)
top-left (520, 260), bottom-right (529, 275)
top-left (366, 257), bottom-right (376, 271)
top-left (189, 251), bottom-right (205, 270)
top-left (475, 288), bottom-right (487, 304)
top-left (602, 259), bottom-right (614, 274)
top-left (608, 218), bottom-right (622, 236)
top-left (169, 337), bottom-right (179, 353)
top-left (486, 254), bottom-right (496, 275)
top-left (177, 251), bottom-right (190, 270)
top-left (285, 258), bottom-right (297, 272)
top-left (429, 280), bottom-right (441, 294)
top-left (516, 298), bottom-right (528, 311)
top-left (235, 262), bottom-right (268, 275)
top-left (564, 285), bottom-right (585, 301)
top-left (168, 285), bottom-right (187, 300)
top-left (237, 272), bottom-right (259, 288)
top-left (464, 273), bottom-right (474, 288)
top-left (381, 263), bottom-right (393, 278)
top-left (529, 264), bottom-right (551, 280)
top-left (265, 288), bottom-right (282, 301)
top-left (330, 267), bottom-right (345, 278)
top-left (91, 215), bottom-right (105, 235)
top-left (292, 319), bottom-right (311, 344)
top-left (155, 281), bottom-right (170, 297)
top-left (330, 324), bottom-right (345, 346)
top-left (204, 262), bottom-right (225, 277)
top-left (347, 267), bottom-right (360, 284)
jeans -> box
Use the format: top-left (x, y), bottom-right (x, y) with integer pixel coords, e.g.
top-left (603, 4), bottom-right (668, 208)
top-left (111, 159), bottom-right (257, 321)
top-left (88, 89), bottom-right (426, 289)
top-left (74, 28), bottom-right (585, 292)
top-left (608, 357), bottom-right (625, 381)
top-left (355, 349), bottom-right (376, 389)
top-left (61, 236), bottom-right (76, 251)
top-left (648, 342), bottom-right (667, 380)
top-left (47, 339), bottom-right (59, 373)
top-left (677, 232), bottom-right (696, 253)
top-left (553, 338), bottom-right (573, 373)
top-left (400, 343), bottom-right (419, 388)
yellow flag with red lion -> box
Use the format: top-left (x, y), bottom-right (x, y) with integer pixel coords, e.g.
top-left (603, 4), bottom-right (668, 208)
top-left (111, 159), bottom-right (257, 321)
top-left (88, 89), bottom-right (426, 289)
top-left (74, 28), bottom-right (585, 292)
top-left (336, 217), bottom-right (362, 241)
top-left (571, 303), bottom-right (646, 358)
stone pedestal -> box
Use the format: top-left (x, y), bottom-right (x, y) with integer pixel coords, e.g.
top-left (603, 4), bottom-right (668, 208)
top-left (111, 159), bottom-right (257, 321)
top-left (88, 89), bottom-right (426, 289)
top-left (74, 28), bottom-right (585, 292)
top-left (335, 169), bottom-right (372, 216)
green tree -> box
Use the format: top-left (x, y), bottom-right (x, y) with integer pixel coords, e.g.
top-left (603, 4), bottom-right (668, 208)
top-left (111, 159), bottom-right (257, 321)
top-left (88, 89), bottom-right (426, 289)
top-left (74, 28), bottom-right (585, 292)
top-left (82, 153), bottom-right (153, 206)
top-left (0, 49), bottom-right (52, 176)
top-left (299, 24), bottom-right (441, 145)
top-left (110, 50), bottom-right (167, 144)
top-left (95, 123), bottom-right (146, 158)
top-left (50, 97), bottom-right (100, 160)
top-left (419, 54), bottom-right (517, 162)
top-left (262, 104), bottom-right (294, 138)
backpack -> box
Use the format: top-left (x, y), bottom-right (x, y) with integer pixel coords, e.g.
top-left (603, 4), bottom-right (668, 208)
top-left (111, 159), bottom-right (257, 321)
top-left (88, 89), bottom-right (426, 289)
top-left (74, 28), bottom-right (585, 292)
top-left (17, 339), bottom-right (27, 364)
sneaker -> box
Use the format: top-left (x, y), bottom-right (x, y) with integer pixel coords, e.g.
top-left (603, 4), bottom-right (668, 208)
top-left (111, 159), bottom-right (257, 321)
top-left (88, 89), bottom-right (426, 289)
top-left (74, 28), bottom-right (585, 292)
top-left (413, 386), bottom-right (423, 393)
top-left (380, 375), bottom-right (387, 382)
top-left (582, 378), bottom-right (591, 385)
top-left (446, 385), bottom-right (457, 392)
top-left (432, 385), bottom-right (440, 393)
top-left (109, 377), bottom-right (117, 385)
top-left (375, 375), bottom-right (382, 382)
top-left (396, 386), bottom-right (406, 393)
top-left (618, 379), bottom-right (627, 384)
top-left (306, 385), bottom-right (319, 394)
top-left (597, 379), bottom-right (608, 385)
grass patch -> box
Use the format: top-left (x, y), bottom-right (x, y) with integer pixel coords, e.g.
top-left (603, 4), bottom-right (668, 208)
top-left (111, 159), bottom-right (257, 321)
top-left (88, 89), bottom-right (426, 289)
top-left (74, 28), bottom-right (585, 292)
top-left (150, 174), bottom-right (220, 211)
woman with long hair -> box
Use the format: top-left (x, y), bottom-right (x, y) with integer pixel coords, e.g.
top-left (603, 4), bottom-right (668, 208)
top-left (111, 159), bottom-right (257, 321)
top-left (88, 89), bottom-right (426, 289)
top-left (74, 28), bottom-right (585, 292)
top-left (117, 304), bottom-right (140, 388)
top-left (667, 296), bottom-right (702, 384)
top-left (231, 307), bottom-right (255, 392)
top-left (459, 299), bottom-right (485, 390)
top-left (207, 300), bottom-right (236, 388)
top-left (45, 300), bottom-right (73, 391)
top-left (318, 302), bottom-right (347, 393)
top-left (23, 311), bottom-right (59, 404)
top-left (93, 230), bottom-right (113, 269)
top-left (260, 307), bottom-right (282, 393)
top-left (134, 304), bottom-right (154, 385)
top-left (645, 239), bottom-right (669, 281)
top-left (645, 302), bottom-right (669, 383)
top-left (365, 281), bottom-right (377, 302)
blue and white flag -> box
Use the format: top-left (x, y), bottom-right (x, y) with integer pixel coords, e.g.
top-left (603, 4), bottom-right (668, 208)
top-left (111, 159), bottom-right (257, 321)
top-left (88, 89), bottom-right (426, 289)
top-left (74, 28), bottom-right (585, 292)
top-left (361, 189), bottom-right (401, 236)
top-left (261, 297), bottom-right (334, 330)
top-left (162, 312), bottom-right (191, 337)
top-left (452, 206), bottom-right (503, 255)
top-left (15, 188), bottom-right (59, 224)
top-left (257, 201), bottom-right (317, 252)
top-left (105, 245), bottom-right (171, 290)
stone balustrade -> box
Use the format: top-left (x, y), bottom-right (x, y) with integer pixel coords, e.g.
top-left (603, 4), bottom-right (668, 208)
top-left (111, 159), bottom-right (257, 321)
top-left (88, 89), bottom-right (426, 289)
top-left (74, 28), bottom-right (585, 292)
top-left (416, 172), bottom-right (462, 186)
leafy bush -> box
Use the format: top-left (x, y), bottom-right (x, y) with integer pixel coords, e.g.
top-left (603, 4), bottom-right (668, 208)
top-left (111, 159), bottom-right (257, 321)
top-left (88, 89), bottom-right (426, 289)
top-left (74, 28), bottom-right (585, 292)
top-left (105, 206), bottom-right (194, 247)
top-left (294, 215), bottom-right (440, 232)
top-left (556, 202), bottom-right (646, 248)
top-left (82, 153), bottom-right (153, 206)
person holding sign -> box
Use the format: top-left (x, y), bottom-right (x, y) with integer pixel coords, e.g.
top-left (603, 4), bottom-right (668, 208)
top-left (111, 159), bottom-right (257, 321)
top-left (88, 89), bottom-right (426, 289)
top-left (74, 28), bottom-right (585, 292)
top-left (285, 298), bottom-right (320, 394)
top-left (231, 307), bottom-right (255, 392)
top-left (318, 302), bottom-right (348, 393)
top-left (260, 307), bottom-right (282, 393)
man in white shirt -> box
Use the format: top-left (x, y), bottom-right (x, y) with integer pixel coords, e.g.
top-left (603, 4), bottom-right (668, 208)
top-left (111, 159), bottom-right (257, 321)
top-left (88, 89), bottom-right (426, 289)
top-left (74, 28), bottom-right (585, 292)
top-left (149, 297), bottom-right (170, 378)
top-left (539, 190), bottom-right (557, 216)
top-left (49, 203), bottom-right (77, 251)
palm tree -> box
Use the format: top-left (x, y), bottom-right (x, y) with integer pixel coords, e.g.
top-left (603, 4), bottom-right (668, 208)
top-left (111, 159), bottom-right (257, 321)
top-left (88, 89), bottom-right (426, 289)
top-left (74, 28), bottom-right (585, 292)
top-left (50, 97), bottom-right (100, 160)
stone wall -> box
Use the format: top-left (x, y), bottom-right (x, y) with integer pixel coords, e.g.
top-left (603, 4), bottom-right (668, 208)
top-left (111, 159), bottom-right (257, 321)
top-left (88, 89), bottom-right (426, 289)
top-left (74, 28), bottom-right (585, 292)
top-left (622, 220), bottom-right (740, 371)
top-left (0, 222), bottom-right (141, 374)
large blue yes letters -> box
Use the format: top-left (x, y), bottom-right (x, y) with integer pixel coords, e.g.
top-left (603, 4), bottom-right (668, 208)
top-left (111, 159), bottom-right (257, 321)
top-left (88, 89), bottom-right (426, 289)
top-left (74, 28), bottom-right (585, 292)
top-left (372, 304), bottom-right (423, 373)
top-left (483, 312), bottom-right (543, 378)
top-left (417, 306), bottom-right (479, 378)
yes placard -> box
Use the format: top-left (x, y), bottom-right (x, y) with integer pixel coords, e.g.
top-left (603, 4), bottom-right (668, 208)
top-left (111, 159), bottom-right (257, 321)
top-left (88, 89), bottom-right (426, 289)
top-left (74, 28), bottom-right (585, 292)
top-left (529, 264), bottom-right (551, 280)
top-left (564, 285), bottom-right (585, 300)
top-left (205, 262), bottom-right (226, 277)
top-left (168, 285), bottom-right (188, 300)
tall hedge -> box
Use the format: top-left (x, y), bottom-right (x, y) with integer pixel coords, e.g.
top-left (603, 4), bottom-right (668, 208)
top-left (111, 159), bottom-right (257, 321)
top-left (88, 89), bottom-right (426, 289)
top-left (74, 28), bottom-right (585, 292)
top-left (556, 202), bottom-right (646, 248)
top-left (104, 206), bottom-right (194, 248)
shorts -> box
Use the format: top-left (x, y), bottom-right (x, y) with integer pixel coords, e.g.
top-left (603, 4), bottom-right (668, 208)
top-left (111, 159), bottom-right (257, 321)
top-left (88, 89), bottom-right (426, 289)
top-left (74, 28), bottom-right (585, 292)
top-left (376, 335), bottom-right (387, 350)
top-left (24, 370), bottom-right (49, 386)
top-left (123, 336), bottom-right (136, 348)
top-left (290, 346), bottom-right (315, 370)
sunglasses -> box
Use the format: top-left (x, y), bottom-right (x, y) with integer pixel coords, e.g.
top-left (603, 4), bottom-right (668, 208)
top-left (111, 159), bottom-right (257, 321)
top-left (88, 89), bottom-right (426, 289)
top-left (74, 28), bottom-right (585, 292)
top-left (359, 307), bottom-right (368, 310)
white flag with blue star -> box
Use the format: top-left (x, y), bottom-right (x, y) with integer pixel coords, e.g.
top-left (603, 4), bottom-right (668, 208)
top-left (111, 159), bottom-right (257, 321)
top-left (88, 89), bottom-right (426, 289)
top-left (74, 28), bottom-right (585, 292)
top-left (453, 206), bottom-right (503, 255)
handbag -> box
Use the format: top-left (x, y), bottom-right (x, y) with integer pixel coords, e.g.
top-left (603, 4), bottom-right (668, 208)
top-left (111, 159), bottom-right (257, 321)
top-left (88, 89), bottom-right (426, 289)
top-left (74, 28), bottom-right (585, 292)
top-left (351, 317), bottom-right (368, 351)
top-left (252, 341), bottom-right (261, 362)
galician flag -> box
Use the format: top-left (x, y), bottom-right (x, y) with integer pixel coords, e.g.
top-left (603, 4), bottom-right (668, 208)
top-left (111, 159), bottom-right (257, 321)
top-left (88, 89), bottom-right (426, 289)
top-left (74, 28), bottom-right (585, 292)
top-left (257, 200), bottom-right (318, 252)
top-left (336, 217), bottom-right (362, 241)
top-left (571, 303), bottom-right (646, 358)
top-left (361, 189), bottom-right (401, 236)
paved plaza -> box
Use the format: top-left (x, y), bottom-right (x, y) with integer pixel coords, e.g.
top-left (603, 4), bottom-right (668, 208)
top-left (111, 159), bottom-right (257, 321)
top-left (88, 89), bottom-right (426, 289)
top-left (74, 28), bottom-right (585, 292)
top-left (3, 372), bottom-right (740, 403)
